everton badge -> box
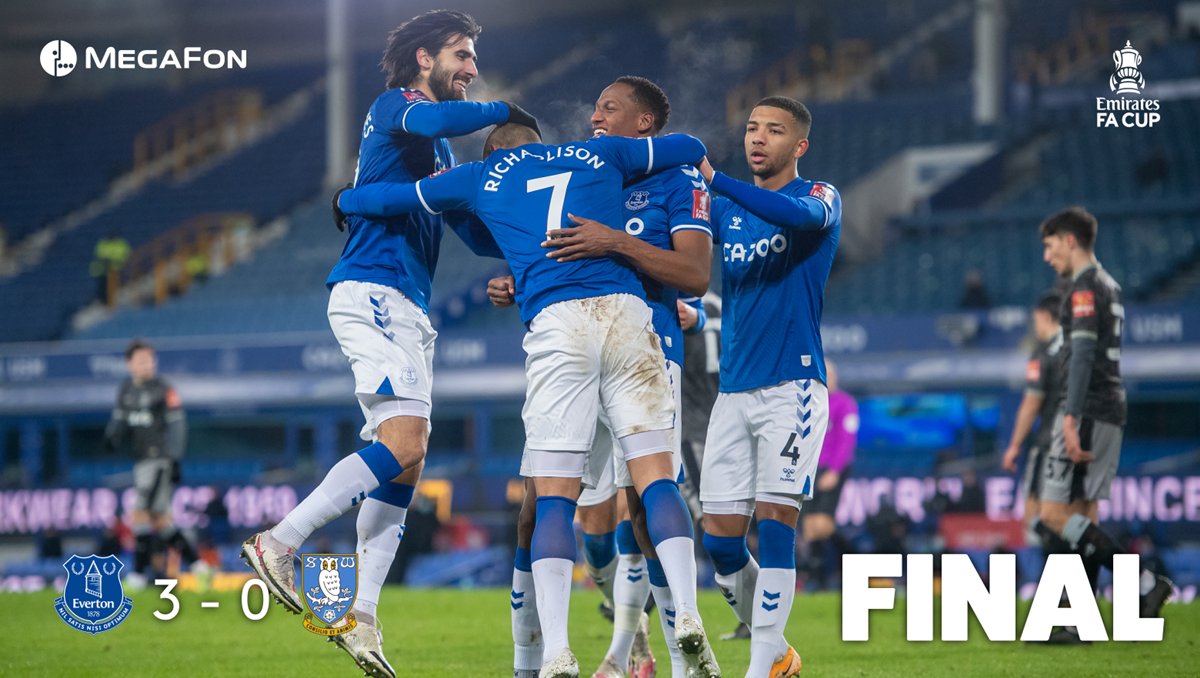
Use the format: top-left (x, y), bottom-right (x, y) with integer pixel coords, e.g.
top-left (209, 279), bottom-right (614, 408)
top-left (625, 190), bottom-right (650, 211)
top-left (55, 555), bottom-right (133, 634)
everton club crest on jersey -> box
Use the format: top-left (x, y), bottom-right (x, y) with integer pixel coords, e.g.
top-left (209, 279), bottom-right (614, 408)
top-left (625, 190), bottom-right (650, 210)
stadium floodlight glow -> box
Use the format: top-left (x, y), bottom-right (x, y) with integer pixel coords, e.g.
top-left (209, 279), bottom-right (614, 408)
top-left (842, 553), bottom-right (1165, 642)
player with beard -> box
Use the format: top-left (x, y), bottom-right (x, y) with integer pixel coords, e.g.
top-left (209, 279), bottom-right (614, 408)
top-left (696, 97), bottom-right (841, 678)
top-left (242, 11), bottom-right (537, 678)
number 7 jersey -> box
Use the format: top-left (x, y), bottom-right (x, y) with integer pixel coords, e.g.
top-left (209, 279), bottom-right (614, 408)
top-left (403, 135), bottom-right (707, 324)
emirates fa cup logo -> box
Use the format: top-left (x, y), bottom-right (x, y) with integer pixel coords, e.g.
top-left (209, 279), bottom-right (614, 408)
top-left (1110, 40), bottom-right (1144, 95)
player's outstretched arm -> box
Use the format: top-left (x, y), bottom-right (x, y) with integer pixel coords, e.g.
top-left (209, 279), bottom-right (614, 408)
top-left (400, 100), bottom-right (507, 138)
top-left (649, 134), bottom-right (707, 173)
top-left (339, 164), bottom-right (479, 219)
top-left (596, 134), bottom-right (707, 181)
top-left (708, 171), bottom-right (835, 231)
top-left (338, 182), bottom-right (424, 218)
top-left (400, 100), bottom-right (539, 139)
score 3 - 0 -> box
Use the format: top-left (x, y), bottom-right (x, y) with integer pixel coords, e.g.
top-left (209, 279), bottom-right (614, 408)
top-left (152, 578), bottom-right (272, 621)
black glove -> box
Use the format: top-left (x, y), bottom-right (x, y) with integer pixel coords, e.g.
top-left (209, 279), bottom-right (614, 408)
top-left (170, 459), bottom-right (182, 484)
top-left (332, 183), bottom-right (352, 231)
top-left (502, 102), bottom-right (541, 138)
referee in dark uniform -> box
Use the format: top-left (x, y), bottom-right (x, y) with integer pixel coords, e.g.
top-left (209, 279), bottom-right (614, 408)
top-left (105, 340), bottom-right (200, 582)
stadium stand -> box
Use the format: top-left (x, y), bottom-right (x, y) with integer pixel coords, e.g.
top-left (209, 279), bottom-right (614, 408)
top-left (0, 92), bottom-right (326, 342)
top-left (826, 209), bottom-right (1199, 313)
top-left (7, 1), bottom-right (1194, 342)
top-left (2, 1), bottom-right (1198, 608)
top-left (0, 63), bottom-right (321, 241)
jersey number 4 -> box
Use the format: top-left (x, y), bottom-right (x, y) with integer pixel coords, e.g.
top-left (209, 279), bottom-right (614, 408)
top-left (779, 432), bottom-right (801, 466)
top-left (527, 172), bottom-right (572, 233)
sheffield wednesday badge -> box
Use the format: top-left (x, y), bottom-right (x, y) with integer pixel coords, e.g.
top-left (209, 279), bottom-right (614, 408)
top-left (301, 553), bottom-right (358, 636)
top-left (55, 555), bottom-right (133, 634)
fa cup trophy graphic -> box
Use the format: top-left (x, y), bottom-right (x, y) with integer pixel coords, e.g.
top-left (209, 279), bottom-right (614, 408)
top-left (1110, 40), bottom-right (1145, 95)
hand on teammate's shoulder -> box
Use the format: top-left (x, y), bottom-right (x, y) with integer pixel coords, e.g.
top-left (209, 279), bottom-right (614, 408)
top-left (502, 101), bottom-right (540, 138)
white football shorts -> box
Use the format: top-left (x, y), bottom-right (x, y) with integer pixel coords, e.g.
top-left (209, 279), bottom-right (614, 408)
top-left (700, 379), bottom-right (829, 505)
top-left (328, 281), bottom-right (436, 441)
top-left (577, 358), bottom-right (683, 505)
top-left (519, 294), bottom-right (675, 485)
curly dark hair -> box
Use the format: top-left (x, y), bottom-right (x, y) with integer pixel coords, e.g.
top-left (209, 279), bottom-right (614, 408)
top-left (380, 10), bottom-right (481, 90)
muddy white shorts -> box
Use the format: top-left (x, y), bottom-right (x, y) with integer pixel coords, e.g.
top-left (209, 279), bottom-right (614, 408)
top-left (577, 359), bottom-right (684, 505)
top-left (519, 294), bottom-right (675, 485)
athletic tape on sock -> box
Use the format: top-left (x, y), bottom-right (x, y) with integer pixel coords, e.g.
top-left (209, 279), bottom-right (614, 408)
top-left (357, 441), bottom-right (404, 484)
top-left (583, 530), bottom-right (617, 568)
top-left (757, 519), bottom-right (796, 569)
top-left (703, 532), bottom-right (751, 576)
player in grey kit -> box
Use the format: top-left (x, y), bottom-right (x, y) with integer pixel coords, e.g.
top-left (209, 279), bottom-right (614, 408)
top-left (104, 340), bottom-right (200, 584)
top-left (1001, 291), bottom-right (1065, 543)
top-left (1031, 207), bottom-right (1172, 643)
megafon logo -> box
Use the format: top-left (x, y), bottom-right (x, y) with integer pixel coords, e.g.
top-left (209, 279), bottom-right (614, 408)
top-left (40, 40), bottom-right (77, 77)
top-left (40, 41), bottom-right (246, 76)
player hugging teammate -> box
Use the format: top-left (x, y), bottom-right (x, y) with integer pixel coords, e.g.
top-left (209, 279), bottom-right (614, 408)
top-left (240, 8), bottom-right (844, 677)
top-left (243, 10), bottom-right (537, 678)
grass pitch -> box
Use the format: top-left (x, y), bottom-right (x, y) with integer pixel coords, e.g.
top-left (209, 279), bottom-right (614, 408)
top-left (5, 586), bottom-right (1197, 676)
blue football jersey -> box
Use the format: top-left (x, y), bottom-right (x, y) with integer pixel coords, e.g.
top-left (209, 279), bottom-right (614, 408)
top-left (326, 88), bottom-right (504, 312)
top-left (713, 176), bottom-right (841, 392)
top-left (338, 134), bottom-right (708, 325)
top-left (621, 165), bottom-right (712, 365)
